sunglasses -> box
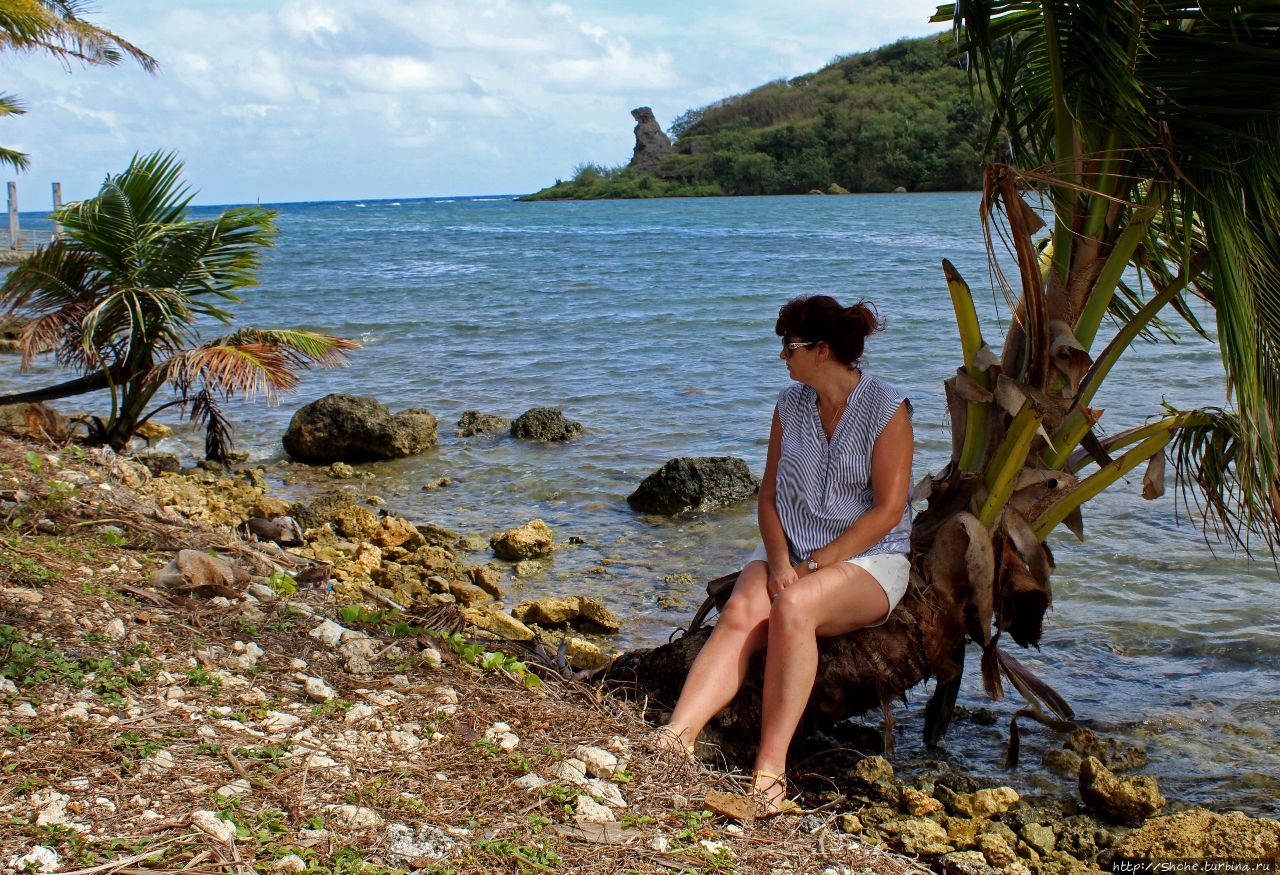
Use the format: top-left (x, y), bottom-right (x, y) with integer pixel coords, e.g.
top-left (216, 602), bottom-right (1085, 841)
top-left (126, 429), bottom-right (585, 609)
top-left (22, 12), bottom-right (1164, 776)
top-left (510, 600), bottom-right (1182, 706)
top-left (782, 340), bottom-right (817, 358)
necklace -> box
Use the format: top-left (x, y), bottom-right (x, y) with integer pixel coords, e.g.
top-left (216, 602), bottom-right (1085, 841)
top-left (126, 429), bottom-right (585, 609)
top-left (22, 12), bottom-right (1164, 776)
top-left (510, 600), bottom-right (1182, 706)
top-left (818, 398), bottom-right (847, 436)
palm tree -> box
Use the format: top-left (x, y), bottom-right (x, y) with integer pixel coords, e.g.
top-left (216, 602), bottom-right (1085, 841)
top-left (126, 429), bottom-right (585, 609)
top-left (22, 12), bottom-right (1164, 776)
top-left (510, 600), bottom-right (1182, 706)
top-left (0, 150), bottom-right (358, 461)
top-left (611, 1), bottom-right (1280, 761)
top-left (0, 0), bottom-right (156, 170)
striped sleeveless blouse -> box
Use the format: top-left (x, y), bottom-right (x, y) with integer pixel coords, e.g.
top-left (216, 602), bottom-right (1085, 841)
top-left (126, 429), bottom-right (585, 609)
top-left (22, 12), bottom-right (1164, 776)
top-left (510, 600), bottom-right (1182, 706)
top-left (774, 373), bottom-right (912, 562)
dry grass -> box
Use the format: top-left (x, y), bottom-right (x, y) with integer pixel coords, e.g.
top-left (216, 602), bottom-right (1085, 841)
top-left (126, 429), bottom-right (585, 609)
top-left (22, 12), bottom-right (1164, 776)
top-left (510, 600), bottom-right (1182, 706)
top-left (0, 434), bottom-right (927, 875)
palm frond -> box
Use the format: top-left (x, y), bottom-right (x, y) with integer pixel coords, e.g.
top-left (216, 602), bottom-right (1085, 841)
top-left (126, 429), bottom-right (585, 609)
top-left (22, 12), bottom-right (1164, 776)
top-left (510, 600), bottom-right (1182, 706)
top-left (0, 91), bottom-right (26, 116)
top-left (219, 328), bottom-right (360, 368)
top-left (162, 329), bottom-right (358, 403)
top-left (1169, 407), bottom-right (1280, 556)
top-left (187, 389), bottom-right (234, 465)
top-left (0, 0), bottom-right (157, 72)
top-left (144, 207), bottom-right (277, 301)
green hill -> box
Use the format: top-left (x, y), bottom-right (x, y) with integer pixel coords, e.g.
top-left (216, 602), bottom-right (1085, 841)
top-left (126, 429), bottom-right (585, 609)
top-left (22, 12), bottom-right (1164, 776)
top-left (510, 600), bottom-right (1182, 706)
top-left (523, 34), bottom-right (987, 200)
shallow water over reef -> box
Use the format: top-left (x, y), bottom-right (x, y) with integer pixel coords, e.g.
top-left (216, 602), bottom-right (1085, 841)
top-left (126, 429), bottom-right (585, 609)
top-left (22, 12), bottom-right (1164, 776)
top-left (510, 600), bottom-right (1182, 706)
top-left (5, 193), bottom-right (1277, 815)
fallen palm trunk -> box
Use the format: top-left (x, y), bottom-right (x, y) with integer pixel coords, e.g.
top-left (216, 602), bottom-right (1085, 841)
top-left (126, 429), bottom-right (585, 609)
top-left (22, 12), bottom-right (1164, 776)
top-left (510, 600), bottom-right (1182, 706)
top-left (604, 471), bottom-right (1076, 764)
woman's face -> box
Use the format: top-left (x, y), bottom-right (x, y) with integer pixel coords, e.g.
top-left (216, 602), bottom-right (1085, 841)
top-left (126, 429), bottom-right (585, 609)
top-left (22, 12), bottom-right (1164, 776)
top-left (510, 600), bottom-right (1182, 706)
top-left (780, 336), bottom-right (819, 381)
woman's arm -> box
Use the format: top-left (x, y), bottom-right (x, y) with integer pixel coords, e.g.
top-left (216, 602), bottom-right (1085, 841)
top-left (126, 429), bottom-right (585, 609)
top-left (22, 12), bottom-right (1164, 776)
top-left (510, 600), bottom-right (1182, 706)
top-left (759, 407), bottom-right (798, 598)
top-left (806, 403), bottom-right (913, 571)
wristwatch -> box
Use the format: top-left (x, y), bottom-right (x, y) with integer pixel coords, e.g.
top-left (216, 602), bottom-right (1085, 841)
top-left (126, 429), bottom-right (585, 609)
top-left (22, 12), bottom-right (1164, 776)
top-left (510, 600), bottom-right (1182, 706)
top-left (806, 557), bottom-right (819, 572)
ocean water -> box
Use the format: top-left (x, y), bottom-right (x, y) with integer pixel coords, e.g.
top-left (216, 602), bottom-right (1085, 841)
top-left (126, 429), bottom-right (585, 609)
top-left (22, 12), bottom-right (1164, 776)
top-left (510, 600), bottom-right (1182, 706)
top-left (5, 193), bottom-right (1277, 814)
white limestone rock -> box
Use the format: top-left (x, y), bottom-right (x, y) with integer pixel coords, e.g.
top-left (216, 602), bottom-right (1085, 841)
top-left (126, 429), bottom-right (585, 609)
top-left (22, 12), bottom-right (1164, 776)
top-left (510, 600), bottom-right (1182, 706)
top-left (572, 794), bottom-right (615, 824)
top-left (574, 745), bottom-right (620, 779)
top-left (192, 810), bottom-right (238, 844)
top-left (309, 620), bottom-right (345, 648)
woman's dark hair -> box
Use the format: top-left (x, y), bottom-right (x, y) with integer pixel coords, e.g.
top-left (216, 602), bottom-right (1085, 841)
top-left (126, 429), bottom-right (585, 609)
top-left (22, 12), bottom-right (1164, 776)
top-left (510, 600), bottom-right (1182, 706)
top-left (775, 295), bottom-right (883, 366)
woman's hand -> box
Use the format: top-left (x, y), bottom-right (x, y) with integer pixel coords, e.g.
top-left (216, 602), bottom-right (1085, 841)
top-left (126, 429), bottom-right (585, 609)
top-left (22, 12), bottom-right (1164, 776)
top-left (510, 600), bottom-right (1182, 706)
top-left (766, 561), bottom-right (799, 601)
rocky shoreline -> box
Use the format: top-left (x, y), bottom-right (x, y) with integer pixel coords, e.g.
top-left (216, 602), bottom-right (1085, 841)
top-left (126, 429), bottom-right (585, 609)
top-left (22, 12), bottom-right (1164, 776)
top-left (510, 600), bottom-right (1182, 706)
top-left (1, 399), bottom-right (1278, 872)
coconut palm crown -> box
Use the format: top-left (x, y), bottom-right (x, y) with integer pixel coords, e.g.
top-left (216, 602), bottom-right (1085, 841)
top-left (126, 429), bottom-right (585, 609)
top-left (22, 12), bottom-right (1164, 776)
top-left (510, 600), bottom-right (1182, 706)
top-left (0, 150), bottom-right (358, 461)
top-left (908, 0), bottom-right (1280, 737)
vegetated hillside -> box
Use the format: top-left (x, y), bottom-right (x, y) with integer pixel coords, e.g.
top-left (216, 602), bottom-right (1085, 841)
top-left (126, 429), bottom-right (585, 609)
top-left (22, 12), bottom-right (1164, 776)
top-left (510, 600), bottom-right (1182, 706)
top-left (524, 34), bottom-right (987, 201)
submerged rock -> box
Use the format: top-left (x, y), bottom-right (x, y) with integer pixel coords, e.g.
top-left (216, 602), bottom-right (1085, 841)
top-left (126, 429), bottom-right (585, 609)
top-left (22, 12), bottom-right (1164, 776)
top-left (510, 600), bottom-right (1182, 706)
top-left (491, 519), bottom-right (554, 560)
top-left (1067, 726), bottom-right (1148, 772)
top-left (510, 407), bottom-right (583, 442)
top-left (456, 410), bottom-right (507, 436)
top-left (283, 393), bottom-right (437, 463)
top-left (1079, 756), bottom-right (1165, 825)
top-left (627, 456), bottom-right (759, 514)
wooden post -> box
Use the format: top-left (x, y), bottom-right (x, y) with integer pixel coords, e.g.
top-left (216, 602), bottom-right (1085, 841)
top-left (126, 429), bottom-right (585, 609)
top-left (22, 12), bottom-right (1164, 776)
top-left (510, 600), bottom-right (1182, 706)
top-left (7, 181), bottom-right (18, 250)
top-left (52, 182), bottom-right (62, 238)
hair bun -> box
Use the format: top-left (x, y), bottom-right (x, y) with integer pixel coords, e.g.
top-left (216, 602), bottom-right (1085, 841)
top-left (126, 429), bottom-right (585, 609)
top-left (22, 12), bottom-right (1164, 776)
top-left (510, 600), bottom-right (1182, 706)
top-left (845, 300), bottom-right (883, 335)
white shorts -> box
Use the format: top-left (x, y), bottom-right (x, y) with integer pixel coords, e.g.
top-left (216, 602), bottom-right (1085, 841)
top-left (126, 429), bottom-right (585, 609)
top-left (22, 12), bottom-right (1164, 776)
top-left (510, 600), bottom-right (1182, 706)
top-left (747, 543), bottom-right (911, 627)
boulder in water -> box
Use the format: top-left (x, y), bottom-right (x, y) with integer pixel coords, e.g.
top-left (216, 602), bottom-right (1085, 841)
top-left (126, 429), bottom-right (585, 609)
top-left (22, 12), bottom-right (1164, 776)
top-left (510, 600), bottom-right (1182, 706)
top-left (491, 519), bottom-right (554, 560)
top-left (456, 410), bottom-right (508, 436)
top-left (627, 456), bottom-right (759, 514)
top-left (282, 394), bottom-right (437, 463)
top-left (511, 407), bottom-right (583, 442)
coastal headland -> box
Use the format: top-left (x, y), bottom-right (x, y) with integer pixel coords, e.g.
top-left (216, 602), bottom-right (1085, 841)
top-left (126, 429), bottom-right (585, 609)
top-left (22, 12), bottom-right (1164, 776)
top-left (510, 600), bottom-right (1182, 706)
top-left (521, 35), bottom-right (986, 201)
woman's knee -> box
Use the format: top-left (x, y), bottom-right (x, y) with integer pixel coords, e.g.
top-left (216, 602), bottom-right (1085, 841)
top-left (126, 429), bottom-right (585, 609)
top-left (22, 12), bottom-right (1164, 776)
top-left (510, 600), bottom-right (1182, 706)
top-left (718, 591), bottom-right (767, 634)
top-left (769, 586), bottom-right (816, 632)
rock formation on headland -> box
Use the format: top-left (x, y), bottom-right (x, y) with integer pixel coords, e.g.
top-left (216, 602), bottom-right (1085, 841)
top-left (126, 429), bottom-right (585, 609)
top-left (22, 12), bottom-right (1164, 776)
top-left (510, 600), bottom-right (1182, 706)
top-left (628, 106), bottom-right (672, 174)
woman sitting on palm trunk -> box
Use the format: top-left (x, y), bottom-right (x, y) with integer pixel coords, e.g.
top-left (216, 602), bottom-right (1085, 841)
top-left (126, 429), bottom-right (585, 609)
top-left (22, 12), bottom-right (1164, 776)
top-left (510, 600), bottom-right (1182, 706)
top-left (660, 294), bottom-right (915, 814)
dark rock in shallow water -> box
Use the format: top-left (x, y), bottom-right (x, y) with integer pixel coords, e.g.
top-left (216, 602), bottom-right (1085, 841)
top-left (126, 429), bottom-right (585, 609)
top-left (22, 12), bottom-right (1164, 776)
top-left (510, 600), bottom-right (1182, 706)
top-left (510, 407), bottom-right (583, 442)
top-left (456, 410), bottom-right (508, 436)
top-left (283, 393), bottom-right (437, 463)
top-left (627, 456), bottom-right (759, 514)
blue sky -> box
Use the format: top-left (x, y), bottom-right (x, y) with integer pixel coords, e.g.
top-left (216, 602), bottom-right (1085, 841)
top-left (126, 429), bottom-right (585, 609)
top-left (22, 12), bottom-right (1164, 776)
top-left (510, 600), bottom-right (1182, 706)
top-left (4, 1), bottom-right (945, 206)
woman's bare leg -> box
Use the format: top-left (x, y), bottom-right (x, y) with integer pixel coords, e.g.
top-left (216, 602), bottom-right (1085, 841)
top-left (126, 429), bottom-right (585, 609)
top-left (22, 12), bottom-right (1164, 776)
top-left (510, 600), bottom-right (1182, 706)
top-left (751, 564), bottom-right (890, 804)
top-left (663, 561), bottom-right (773, 750)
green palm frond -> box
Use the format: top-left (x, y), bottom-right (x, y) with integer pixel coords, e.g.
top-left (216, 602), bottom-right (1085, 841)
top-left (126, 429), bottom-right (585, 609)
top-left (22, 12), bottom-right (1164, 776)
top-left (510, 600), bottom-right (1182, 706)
top-left (1169, 407), bottom-right (1280, 555)
top-left (143, 207), bottom-right (277, 303)
top-left (936, 1), bottom-right (1280, 556)
top-left (0, 0), bottom-right (157, 72)
top-left (0, 91), bottom-right (26, 117)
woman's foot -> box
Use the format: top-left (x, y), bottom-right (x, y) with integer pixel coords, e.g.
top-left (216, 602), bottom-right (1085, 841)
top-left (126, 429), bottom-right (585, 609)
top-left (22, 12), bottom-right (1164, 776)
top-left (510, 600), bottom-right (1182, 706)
top-left (654, 725), bottom-right (697, 761)
top-left (751, 770), bottom-right (799, 818)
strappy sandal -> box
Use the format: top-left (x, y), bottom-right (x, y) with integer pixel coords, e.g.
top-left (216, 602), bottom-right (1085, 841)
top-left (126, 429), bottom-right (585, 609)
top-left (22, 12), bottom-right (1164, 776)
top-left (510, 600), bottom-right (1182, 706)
top-left (751, 770), bottom-right (800, 818)
top-left (654, 725), bottom-right (697, 761)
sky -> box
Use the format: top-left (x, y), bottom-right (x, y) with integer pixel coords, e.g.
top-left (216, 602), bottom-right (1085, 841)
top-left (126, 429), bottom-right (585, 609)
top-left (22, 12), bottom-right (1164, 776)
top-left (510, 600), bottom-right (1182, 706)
top-left (4, 0), bottom-right (946, 206)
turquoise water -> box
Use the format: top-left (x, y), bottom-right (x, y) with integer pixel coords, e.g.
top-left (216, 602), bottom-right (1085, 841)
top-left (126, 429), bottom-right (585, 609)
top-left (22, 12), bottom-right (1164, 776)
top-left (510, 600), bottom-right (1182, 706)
top-left (5, 193), bottom-right (1277, 814)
